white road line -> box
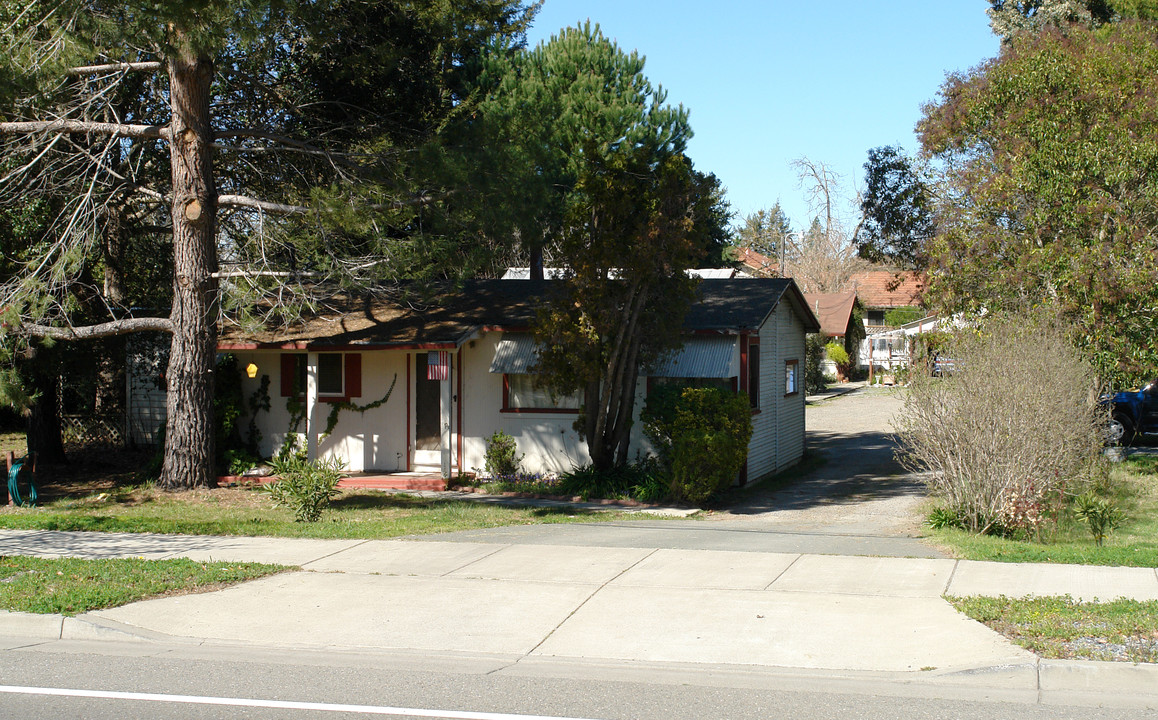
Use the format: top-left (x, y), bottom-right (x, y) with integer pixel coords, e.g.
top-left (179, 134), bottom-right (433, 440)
top-left (0, 685), bottom-right (601, 720)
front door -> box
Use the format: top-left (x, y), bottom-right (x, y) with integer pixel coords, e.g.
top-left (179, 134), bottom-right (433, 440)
top-left (414, 353), bottom-right (440, 467)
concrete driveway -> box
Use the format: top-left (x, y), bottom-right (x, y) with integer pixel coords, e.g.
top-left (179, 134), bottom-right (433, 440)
top-left (716, 386), bottom-right (926, 535)
top-left (426, 386), bottom-right (942, 558)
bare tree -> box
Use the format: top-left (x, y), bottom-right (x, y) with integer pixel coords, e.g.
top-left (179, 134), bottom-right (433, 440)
top-left (784, 157), bottom-right (868, 293)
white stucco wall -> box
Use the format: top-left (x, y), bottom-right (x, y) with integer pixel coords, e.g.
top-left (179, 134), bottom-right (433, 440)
top-left (459, 331), bottom-right (594, 476)
top-left (232, 349), bottom-right (408, 472)
top-left (229, 310), bottom-right (806, 481)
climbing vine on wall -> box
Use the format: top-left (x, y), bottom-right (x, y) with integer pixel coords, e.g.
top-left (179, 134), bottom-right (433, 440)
top-left (322, 373), bottom-right (399, 438)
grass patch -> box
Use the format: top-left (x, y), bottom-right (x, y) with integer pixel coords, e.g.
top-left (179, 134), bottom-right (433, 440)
top-left (927, 454), bottom-right (1158, 567)
top-left (0, 432), bottom-right (26, 457)
top-left (0, 484), bottom-right (632, 539)
top-left (0, 556), bottom-right (286, 615)
top-left (949, 595), bottom-right (1158, 663)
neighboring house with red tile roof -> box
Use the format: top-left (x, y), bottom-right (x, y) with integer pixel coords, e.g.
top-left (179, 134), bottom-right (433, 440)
top-left (732, 246), bottom-right (782, 278)
top-left (802, 292), bottom-right (860, 340)
top-left (847, 270), bottom-right (926, 330)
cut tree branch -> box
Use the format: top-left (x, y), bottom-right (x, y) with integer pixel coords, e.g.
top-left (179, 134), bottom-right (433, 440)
top-left (0, 119), bottom-right (170, 140)
top-left (67, 62), bottom-right (163, 75)
top-left (20, 316), bottom-right (174, 340)
top-left (217, 191), bottom-right (455, 216)
top-left (217, 194), bottom-right (310, 215)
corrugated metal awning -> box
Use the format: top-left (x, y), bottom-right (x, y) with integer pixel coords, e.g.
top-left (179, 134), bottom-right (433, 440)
top-left (489, 334), bottom-right (540, 374)
top-left (649, 336), bottom-right (739, 378)
top-left (493, 333), bottom-right (739, 378)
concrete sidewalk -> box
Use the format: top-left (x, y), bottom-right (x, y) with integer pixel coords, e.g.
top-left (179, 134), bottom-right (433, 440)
top-left (2, 529), bottom-right (1157, 703)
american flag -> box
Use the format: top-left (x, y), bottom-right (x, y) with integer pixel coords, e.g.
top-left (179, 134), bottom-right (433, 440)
top-left (427, 350), bottom-right (450, 380)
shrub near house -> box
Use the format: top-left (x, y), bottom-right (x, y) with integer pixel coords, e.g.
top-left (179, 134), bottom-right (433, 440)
top-left (643, 385), bottom-right (753, 506)
top-left (895, 310), bottom-right (1106, 536)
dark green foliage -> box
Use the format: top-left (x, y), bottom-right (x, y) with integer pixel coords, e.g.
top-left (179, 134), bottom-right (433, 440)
top-left (214, 354), bottom-right (246, 470)
top-left (855, 146), bottom-right (934, 269)
top-left (733, 204), bottom-right (792, 264)
top-left (642, 386), bottom-right (753, 506)
top-left (555, 457), bottom-right (669, 502)
top-left (533, 147), bottom-right (713, 470)
top-left (468, 21), bottom-right (706, 270)
top-left (804, 334), bottom-right (828, 395)
top-left (265, 454), bottom-right (344, 522)
top-left (223, 449), bottom-right (261, 476)
top-left (918, 21), bottom-right (1158, 386)
top-left (483, 430), bottom-right (523, 478)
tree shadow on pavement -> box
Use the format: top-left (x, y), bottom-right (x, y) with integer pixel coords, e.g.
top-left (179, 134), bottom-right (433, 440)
top-left (723, 428), bottom-right (924, 516)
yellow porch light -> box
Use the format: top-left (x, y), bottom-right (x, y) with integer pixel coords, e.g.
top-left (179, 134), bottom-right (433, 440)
top-left (245, 362), bottom-right (259, 379)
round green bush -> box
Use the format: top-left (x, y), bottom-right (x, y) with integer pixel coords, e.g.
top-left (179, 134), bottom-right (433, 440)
top-left (642, 386), bottom-right (753, 506)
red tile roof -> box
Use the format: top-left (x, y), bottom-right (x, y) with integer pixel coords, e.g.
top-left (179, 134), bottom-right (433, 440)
top-left (733, 247), bottom-right (781, 276)
top-left (848, 270), bottom-right (925, 309)
top-left (802, 292), bottom-right (859, 337)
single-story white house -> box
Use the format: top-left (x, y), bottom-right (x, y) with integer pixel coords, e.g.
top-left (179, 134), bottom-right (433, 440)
top-left (216, 278), bottom-right (819, 483)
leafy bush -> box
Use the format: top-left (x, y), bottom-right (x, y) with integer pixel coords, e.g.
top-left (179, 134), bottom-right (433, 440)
top-left (884, 306), bottom-right (924, 327)
top-left (804, 334), bottom-right (828, 394)
top-left (824, 341), bottom-right (850, 367)
top-left (482, 472), bottom-right (558, 494)
top-left (925, 505), bottom-right (964, 530)
top-left (556, 457), bottom-right (670, 502)
top-left (223, 449), bottom-right (260, 477)
top-left (264, 455), bottom-right (344, 522)
top-left (483, 431), bottom-right (524, 478)
top-left (642, 385), bottom-right (753, 506)
top-left (1073, 492), bottom-right (1124, 546)
top-left (895, 309), bottom-right (1106, 534)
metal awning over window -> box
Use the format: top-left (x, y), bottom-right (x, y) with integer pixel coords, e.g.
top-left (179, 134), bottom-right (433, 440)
top-left (489, 334), bottom-right (540, 374)
top-left (649, 336), bottom-right (739, 378)
top-left (491, 333), bottom-right (740, 379)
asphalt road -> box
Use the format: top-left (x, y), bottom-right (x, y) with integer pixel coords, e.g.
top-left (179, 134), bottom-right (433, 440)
top-left (1, 639), bottom-right (1156, 720)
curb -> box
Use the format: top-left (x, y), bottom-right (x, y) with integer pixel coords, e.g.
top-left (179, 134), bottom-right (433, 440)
top-left (432, 488), bottom-right (700, 517)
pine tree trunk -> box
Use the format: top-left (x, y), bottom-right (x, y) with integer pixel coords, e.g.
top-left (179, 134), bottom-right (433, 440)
top-left (158, 43), bottom-right (218, 490)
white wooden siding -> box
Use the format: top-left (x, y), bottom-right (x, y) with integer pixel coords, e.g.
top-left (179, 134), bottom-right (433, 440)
top-left (746, 302), bottom-right (806, 481)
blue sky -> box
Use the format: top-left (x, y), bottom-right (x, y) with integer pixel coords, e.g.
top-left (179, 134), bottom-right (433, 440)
top-left (524, 1), bottom-right (1000, 233)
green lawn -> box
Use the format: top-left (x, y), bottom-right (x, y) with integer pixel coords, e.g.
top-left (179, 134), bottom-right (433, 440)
top-left (927, 454), bottom-right (1158, 567)
top-left (950, 595), bottom-right (1158, 663)
top-left (0, 556), bottom-right (287, 615)
top-left (0, 483), bottom-right (635, 539)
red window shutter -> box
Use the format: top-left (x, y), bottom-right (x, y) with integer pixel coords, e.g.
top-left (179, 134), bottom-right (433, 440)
top-left (280, 354), bottom-right (296, 397)
top-left (345, 353), bottom-right (362, 399)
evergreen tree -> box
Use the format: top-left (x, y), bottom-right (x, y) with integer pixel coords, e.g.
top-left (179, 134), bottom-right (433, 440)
top-left (0, 0), bottom-right (536, 488)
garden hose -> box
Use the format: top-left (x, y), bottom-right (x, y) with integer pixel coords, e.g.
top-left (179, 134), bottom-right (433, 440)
top-left (8, 456), bottom-right (37, 507)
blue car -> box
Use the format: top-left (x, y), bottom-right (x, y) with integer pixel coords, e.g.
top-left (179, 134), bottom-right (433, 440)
top-left (1106, 380), bottom-right (1158, 445)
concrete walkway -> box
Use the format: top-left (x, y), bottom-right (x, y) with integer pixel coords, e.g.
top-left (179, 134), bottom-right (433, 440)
top-left (2, 529), bottom-right (1157, 703)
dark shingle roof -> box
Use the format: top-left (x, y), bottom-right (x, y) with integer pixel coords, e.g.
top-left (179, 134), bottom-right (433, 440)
top-left (218, 278), bottom-right (818, 348)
